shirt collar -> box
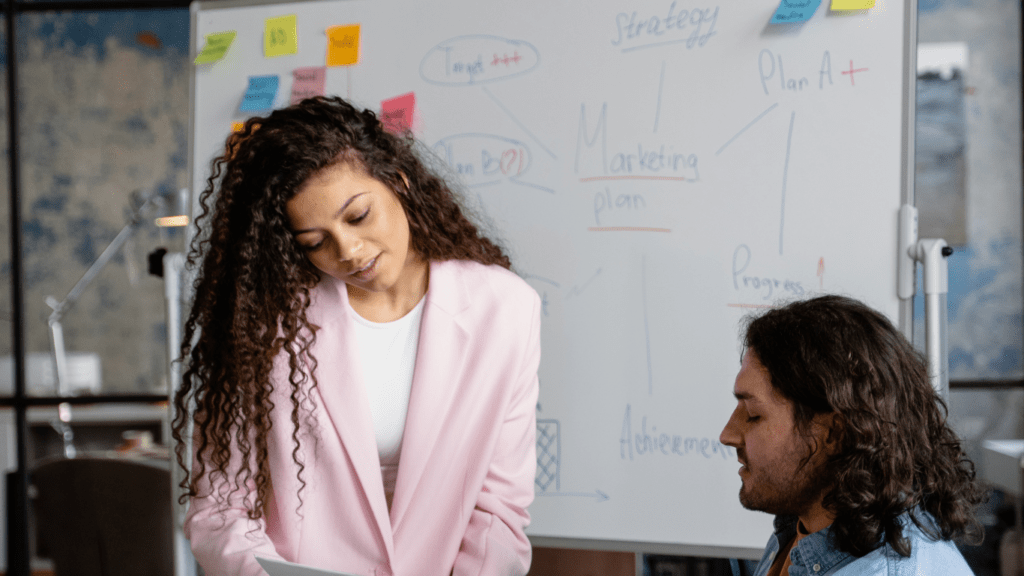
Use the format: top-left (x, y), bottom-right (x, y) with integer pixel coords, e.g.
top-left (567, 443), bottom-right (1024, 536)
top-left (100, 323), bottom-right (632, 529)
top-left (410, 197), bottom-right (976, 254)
top-left (771, 516), bottom-right (857, 576)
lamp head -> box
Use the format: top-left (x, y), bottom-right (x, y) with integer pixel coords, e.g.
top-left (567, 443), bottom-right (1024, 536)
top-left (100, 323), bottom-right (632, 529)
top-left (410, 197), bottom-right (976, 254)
top-left (154, 187), bottom-right (190, 227)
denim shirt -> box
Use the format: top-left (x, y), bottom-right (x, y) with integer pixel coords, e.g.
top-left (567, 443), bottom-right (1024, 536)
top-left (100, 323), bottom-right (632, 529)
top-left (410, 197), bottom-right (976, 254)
top-left (752, 512), bottom-right (975, 576)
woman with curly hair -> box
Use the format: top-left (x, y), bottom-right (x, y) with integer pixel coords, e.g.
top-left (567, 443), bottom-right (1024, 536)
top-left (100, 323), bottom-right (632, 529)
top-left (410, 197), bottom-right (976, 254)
top-left (719, 295), bottom-right (985, 576)
top-left (172, 96), bottom-right (540, 576)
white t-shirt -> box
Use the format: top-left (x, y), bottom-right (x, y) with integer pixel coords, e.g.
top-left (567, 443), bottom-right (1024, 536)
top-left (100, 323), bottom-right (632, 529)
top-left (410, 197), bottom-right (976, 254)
top-left (350, 297), bottom-right (425, 510)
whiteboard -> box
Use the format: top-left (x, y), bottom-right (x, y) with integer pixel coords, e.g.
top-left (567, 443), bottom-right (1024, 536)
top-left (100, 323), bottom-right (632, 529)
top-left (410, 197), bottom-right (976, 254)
top-left (190, 0), bottom-right (915, 558)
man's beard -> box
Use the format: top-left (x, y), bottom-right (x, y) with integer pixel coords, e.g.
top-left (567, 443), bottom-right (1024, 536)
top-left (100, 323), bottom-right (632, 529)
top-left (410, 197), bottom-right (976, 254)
top-left (738, 448), bottom-right (831, 517)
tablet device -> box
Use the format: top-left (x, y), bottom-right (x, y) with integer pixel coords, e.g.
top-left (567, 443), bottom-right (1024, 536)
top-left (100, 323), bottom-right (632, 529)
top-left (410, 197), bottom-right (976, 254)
top-left (255, 555), bottom-right (359, 576)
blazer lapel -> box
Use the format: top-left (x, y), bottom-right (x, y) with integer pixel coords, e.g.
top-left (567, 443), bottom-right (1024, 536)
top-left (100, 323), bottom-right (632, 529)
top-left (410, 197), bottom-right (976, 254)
top-left (390, 261), bottom-right (472, 533)
top-left (308, 277), bottom-right (396, 559)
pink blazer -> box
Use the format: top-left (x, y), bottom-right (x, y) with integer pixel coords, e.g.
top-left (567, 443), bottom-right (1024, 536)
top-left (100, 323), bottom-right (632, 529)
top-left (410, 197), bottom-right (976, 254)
top-left (184, 260), bottom-right (541, 576)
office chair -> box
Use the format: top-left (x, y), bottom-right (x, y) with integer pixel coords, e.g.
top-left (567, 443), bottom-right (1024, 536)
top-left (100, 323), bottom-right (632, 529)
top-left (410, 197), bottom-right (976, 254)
top-left (32, 456), bottom-right (174, 576)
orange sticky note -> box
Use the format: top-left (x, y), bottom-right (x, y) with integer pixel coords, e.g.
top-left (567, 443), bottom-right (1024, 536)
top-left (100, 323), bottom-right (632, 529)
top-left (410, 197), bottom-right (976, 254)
top-left (265, 15), bottom-right (298, 58)
top-left (326, 24), bottom-right (360, 66)
top-left (231, 121), bottom-right (246, 132)
top-left (831, 0), bottom-right (874, 9)
top-left (381, 92), bottom-right (415, 134)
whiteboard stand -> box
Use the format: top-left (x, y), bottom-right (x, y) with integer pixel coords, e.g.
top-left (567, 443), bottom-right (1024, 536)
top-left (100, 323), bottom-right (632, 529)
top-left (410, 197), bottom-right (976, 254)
top-left (914, 239), bottom-right (952, 400)
top-left (157, 251), bottom-right (198, 576)
top-left (898, 204), bottom-right (953, 400)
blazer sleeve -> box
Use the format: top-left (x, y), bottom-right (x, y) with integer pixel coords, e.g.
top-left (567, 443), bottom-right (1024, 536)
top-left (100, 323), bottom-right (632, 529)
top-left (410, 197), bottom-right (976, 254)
top-left (452, 289), bottom-right (541, 576)
top-left (183, 428), bottom-right (284, 576)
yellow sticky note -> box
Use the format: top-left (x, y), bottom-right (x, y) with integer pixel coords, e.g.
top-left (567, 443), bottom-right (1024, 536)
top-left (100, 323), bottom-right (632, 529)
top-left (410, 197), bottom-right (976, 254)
top-left (194, 31), bottom-right (236, 64)
top-left (831, 0), bottom-right (875, 9)
top-left (326, 24), bottom-right (360, 67)
top-left (231, 121), bottom-right (246, 133)
top-left (265, 15), bottom-right (298, 58)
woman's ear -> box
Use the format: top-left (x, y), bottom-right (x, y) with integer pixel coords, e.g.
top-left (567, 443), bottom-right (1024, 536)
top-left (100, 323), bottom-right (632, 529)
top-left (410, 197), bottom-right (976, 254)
top-left (398, 171), bottom-right (411, 192)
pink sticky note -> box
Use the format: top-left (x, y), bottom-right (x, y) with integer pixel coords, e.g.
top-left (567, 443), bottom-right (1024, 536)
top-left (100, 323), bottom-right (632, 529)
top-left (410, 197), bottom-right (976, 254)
top-left (290, 67), bottom-right (326, 105)
top-left (381, 92), bottom-right (415, 134)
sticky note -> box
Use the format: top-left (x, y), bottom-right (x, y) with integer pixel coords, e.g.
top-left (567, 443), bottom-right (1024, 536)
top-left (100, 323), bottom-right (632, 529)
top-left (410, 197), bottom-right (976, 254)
top-left (194, 31), bottom-right (236, 64)
top-left (290, 67), bottom-right (326, 105)
top-left (265, 15), bottom-right (298, 58)
top-left (326, 24), bottom-right (360, 66)
top-left (231, 121), bottom-right (246, 132)
top-left (831, 0), bottom-right (874, 9)
top-left (381, 92), bottom-right (415, 134)
top-left (240, 75), bottom-right (279, 112)
top-left (771, 0), bottom-right (822, 23)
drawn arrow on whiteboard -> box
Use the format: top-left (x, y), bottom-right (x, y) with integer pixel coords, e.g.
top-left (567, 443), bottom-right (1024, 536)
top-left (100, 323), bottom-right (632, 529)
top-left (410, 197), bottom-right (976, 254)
top-left (535, 490), bottom-right (609, 502)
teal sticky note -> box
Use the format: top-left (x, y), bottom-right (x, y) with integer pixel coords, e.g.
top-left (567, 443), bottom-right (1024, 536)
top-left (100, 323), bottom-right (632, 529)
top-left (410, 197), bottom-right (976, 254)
top-left (240, 75), bottom-right (279, 112)
top-left (770, 0), bottom-right (822, 23)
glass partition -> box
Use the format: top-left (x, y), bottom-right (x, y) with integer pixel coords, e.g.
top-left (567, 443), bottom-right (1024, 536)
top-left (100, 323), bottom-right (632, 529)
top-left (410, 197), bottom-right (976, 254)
top-left (17, 10), bottom-right (189, 397)
top-left (914, 4), bottom-right (1023, 575)
top-left (915, 0), bottom-right (1023, 384)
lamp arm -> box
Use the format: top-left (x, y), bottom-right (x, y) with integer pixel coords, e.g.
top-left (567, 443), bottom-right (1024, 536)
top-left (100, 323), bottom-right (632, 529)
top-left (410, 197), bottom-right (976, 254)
top-left (47, 194), bottom-right (157, 322)
top-left (45, 191), bottom-right (158, 395)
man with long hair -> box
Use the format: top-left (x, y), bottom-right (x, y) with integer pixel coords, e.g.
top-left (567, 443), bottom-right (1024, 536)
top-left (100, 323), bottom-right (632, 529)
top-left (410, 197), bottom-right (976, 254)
top-left (720, 295), bottom-right (986, 575)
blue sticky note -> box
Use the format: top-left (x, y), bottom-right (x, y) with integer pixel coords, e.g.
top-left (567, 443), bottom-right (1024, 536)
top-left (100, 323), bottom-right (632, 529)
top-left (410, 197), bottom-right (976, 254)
top-left (240, 75), bottom-right (280, 112)
top-left (770, 0), bottom-right (822, 23)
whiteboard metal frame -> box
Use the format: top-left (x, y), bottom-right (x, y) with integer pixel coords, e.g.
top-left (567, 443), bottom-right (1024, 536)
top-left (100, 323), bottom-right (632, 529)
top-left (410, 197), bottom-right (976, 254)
top-left (194, 0), bottom-right (309, 12)
top-left (529, 536), bottom-right (763, 561)
top-left (898, 0), bottom-right (919, 339)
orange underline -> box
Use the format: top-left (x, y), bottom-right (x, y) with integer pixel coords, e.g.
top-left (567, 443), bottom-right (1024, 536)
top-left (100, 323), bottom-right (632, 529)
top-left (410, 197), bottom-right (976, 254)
top-left (579, 176), bottom-right (688, 182)
top-left (588, 227), bottom-right (672, 233)
top-left (727, 303), bottom-right (774, 309)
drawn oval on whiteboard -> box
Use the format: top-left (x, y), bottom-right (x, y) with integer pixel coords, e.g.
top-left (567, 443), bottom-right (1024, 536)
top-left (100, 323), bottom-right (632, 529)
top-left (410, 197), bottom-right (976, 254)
top-left (420, 35), bottom-right (540, 86)
top-left (432, 133), bottom-right (533, 187)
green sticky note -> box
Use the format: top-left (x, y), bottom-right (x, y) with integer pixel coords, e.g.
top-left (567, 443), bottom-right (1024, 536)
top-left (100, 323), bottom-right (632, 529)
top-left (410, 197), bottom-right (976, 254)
top-left (265, 15), bottom-right (298, 58)
top-left (194, 31), bottom-right (236, 64)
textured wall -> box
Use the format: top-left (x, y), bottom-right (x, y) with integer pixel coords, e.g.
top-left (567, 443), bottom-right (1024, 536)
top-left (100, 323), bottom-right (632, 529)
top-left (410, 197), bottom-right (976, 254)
top-left (0, 10), bottom-right (190, 393)
top-left (916, 0), bottom-right (1024, 459)
top-left (917, 0), bottom-right (1023, 381)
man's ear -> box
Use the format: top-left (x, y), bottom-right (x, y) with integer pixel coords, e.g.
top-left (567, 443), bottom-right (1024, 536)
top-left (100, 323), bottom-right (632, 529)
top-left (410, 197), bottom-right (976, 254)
top-left (817, 412), bottom-right (842, 454)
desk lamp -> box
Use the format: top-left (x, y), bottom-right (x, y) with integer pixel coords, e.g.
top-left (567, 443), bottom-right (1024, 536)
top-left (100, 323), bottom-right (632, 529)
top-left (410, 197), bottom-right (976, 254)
top-left (43, 186), bottom-right (189, 457)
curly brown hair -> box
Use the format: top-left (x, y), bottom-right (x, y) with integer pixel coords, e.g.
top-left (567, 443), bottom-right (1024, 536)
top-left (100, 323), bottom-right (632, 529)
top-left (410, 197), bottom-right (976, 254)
top-left (743, 295), bottom-right (986, 558)
top-left (171, 96), bottom-right (511, 522)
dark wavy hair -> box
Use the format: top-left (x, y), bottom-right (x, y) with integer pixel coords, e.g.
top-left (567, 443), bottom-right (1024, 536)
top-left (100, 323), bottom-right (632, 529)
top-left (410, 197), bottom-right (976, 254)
top-left (743, 295), bottom-right (985, 557)
top-left (171, 96), bottom-right (510, 522)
